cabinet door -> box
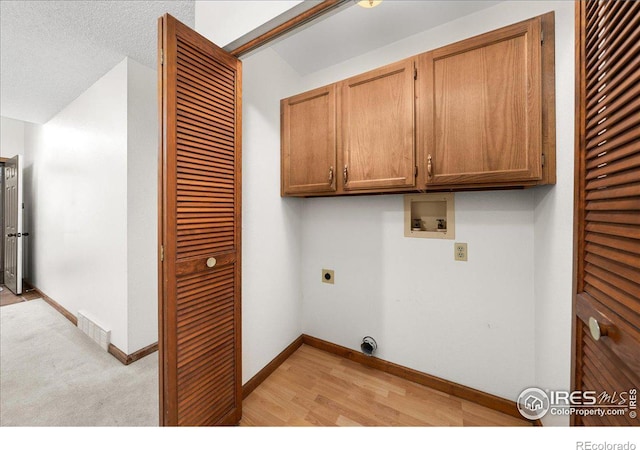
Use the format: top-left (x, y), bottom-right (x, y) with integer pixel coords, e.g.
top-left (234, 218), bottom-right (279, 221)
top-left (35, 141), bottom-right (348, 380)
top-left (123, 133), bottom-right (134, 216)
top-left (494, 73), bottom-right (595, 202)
top-left (419, 17), bottom-right (542, 186)
top-left (340, 59), bottom-right (415, 191)
top-left (281, 85), bottom-right (336, 195)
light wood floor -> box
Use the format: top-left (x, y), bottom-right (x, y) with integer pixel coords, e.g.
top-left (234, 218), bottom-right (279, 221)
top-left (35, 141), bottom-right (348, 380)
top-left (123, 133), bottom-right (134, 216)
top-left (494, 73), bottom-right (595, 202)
top-left (241, 345), bottom-right (531, 426)
top-left (0, 285), bottom-right (41, 307)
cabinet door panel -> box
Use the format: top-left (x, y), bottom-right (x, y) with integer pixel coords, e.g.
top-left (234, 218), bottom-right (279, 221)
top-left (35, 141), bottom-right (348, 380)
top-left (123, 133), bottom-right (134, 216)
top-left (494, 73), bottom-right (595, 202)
top-left (281, 86), bottom-right (336, 195)
top-left (341, 59), bottom-right (415, 191)
top-left (421, 18), bottom-right (542, 186)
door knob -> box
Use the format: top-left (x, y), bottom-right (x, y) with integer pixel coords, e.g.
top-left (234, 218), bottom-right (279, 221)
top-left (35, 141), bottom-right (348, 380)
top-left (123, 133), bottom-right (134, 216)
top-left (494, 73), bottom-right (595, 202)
top-left (206, 257), bottom-right (217, 268)
top-left (588, 317), bottom-right (609, 341)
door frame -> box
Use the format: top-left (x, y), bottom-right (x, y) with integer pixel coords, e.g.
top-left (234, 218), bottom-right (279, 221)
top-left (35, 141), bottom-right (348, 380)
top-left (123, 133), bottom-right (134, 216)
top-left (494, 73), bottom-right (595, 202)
top-left (3, 154), bottom-right (23, 295)
top-left (570, 3), bottom-right (586, 426)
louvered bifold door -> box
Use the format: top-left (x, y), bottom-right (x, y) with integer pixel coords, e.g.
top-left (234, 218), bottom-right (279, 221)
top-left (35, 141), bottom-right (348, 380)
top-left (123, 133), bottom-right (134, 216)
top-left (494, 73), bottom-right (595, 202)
top-left (573, 0), bottom-right (640, 426)
top-left (159, 14), bottom-right (242, 426)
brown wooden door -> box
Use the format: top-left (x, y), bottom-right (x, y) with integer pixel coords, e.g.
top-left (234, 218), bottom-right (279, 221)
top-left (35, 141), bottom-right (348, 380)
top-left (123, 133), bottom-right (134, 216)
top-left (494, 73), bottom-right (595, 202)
top-left (340, 59), bottom-right (415, 191)
top-left (573, 0), bottom-right (640, 426)
top-left (158, 14), bottom-right (242, 426)
top-left (419, 16), bottom-right (543, 186)
top-left (281, 85), bottom-right (336, 195)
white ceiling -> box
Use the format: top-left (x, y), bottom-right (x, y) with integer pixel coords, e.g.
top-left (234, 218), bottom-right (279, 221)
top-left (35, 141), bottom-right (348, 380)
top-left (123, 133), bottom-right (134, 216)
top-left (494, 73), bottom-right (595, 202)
top-left (0, 0), bottom-right (501, 125)
top-left (271, 0), bottom-right (500, 75)
top-left (0, 1), bottom-right (194, 124)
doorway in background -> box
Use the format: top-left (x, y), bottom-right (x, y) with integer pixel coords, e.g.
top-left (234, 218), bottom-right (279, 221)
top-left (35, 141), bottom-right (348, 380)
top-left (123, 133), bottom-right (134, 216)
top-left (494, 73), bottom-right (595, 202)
top-left (3, 155), bottom-right (23, 295)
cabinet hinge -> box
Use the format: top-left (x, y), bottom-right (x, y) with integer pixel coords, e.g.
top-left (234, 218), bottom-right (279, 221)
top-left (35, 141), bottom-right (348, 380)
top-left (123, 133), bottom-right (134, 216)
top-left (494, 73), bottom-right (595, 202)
top-left (160, 245), bottom-right (164, 262)
top-left (414, 66), bottom-right (417, 80)
top-left (160, 49), bottom-right (164, 65)
top-left (541, 30), bottom-right (544, 45)
top-left (415, 166), bottom-right (418, 177)
top-left (542, 154), bottom-right (546, 167)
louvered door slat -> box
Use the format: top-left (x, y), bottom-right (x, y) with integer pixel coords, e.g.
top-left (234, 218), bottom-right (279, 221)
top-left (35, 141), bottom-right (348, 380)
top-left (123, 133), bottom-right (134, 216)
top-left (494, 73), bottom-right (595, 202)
top-left (586, 183), bottom-right (640, 201)
top-left (586, 141), bottom-right (640, 171)
top-left (586, 128), bottom-right (640, 159)
top-left (179, 356), bottom-right (234, 407)
top-left (586, 211), bottom-right (640, 226)
top-left (159, 14), bottom-right (241, 427)
top-left (585, 198), bottom-right (640, 211)
top-left (585, 0), bottom-right (626, 50)
top-left (578, 323), bottom-right (639, 426)
top-left (586, 253), bottom-right (640, 286)
top-left (585, 4), bottom-right (640, 81)
top-left (574, 0), bottom-right (640, 427)
top-left (586, 44), bottom-right (640, 116)
top-left (585, 1), bottom-right (629, 60)
top-left (177, 91), bottom-right (235, 127)
top-left (177, 82), bottom-right (235, 118)
top-left (586, 77), bottom-right (640, 128)
top-left (177, 114), bottom-right (235, 143)
top-left (177, 345), bottom-right (234, 388)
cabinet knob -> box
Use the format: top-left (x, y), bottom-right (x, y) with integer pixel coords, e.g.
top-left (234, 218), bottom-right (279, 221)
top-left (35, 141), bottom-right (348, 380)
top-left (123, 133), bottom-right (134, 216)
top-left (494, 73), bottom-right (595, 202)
top-left (343, 165), bottom-right (349, 184)
top-left (206, 257), bottom-right (217, 268)
top-left (427, 154), bottom-right (433, 179)
top-left (329, 166), bottom-right (334, 183)
top-left (588, 316), bottom-right (609, 341)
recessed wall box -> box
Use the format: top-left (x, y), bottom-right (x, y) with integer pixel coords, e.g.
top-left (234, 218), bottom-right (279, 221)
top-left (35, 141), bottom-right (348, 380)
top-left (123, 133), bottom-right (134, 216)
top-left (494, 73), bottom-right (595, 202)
top-left (404, 193), bottom-right (455, 239)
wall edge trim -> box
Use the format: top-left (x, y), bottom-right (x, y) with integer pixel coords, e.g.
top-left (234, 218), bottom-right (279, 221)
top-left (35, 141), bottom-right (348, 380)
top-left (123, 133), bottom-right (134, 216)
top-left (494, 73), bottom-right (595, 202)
top-left (242, 335), bottom-right (304, 399)
top-left (26, 283), bottom-right (158, 366)
top-left (301, 334), bottom-right (540, 425)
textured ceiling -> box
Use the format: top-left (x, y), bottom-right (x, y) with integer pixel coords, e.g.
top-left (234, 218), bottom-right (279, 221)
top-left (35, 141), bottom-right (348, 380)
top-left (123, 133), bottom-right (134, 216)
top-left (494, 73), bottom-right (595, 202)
top-left (0, 1), bottom-right (194, 124)
top-left (271, 0), bottom-right (500, 75)
top-left (0, 1), bottom-right (502, 125)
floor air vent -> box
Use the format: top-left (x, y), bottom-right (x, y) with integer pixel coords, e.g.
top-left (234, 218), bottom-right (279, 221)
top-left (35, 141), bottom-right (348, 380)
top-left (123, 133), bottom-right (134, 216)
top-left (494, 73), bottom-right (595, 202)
top-left (77, 311), bottom-right (110, 351)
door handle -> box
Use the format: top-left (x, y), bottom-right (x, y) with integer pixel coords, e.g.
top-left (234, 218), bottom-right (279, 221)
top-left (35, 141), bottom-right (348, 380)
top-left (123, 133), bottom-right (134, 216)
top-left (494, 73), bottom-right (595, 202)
top-left (328, 166), bottom-right (334, 183)
top-left (427, 154), bottom-right (433, 179)
top-left (206, 257), bottom-right (217, 268)
top-left (589, 317), bottom-right (611, 341)
top-left (7, 233), bottom-right (15, 237)
top-left (343, 165), bottom-right (348, 184)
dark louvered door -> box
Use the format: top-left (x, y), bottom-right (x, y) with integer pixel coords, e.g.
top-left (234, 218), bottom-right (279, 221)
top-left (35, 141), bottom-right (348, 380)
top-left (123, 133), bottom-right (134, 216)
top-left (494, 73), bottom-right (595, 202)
top-left (573, 0), bottom-right (639, 426)
top-left (158, 14), bottom-right (241, 426)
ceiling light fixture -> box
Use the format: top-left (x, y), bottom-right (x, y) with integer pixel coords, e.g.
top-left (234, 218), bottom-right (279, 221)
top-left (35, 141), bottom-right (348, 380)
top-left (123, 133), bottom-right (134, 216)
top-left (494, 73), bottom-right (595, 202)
top-left (356, 0), bottom-right (382, 8)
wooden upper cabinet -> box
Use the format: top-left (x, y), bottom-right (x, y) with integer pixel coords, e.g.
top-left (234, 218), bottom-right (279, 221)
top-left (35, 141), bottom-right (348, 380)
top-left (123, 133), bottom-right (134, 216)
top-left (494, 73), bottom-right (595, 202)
top-left (280, 13), bottom-right (555, 197)
top-left (281, 85), bottom-right (337, 195)
top-left (417, 14), bottom-right (554, 188)
top-left (340, 59), bottom-right (416, 191)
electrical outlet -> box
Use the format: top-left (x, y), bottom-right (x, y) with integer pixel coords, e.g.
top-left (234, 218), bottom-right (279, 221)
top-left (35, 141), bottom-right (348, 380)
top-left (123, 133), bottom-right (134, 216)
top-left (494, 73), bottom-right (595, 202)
top-left (322, 269), bottom-right (334, 284)
top-left (454, 243), bottom-right (468, 261)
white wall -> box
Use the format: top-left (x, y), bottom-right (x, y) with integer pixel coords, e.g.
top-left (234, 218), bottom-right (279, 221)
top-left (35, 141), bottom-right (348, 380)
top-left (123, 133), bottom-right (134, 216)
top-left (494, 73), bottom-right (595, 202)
top-left (533, 1), bottom-right (575, 427)
top-left (0, 116), bottom-right (25, 157)
top-left (196, 5), bottom-right (306, 384)
top-left (297, 0), bottom-right (575, 415)
top-left (126, 59), bottom-right (159, 353)
top-left (236, 0), bottom-right (575, 408)
top-left (24, 58), bottom-right (158, 355)
top-left (196, 0), bottom-right (575, 416)
top-left (195, 1), bottom-right (303, 47)
top-left (239, 48), bottom-right (304, 383)
top-left (302, 192), bottom-right (536, 400)
top-left (25, 58), bottom-right (130, 352)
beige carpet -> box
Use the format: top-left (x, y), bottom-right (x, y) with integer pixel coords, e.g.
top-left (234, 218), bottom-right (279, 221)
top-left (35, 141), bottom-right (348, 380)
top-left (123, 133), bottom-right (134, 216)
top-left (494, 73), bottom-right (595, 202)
top-left (0, 299), bottom-right (158, 426)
